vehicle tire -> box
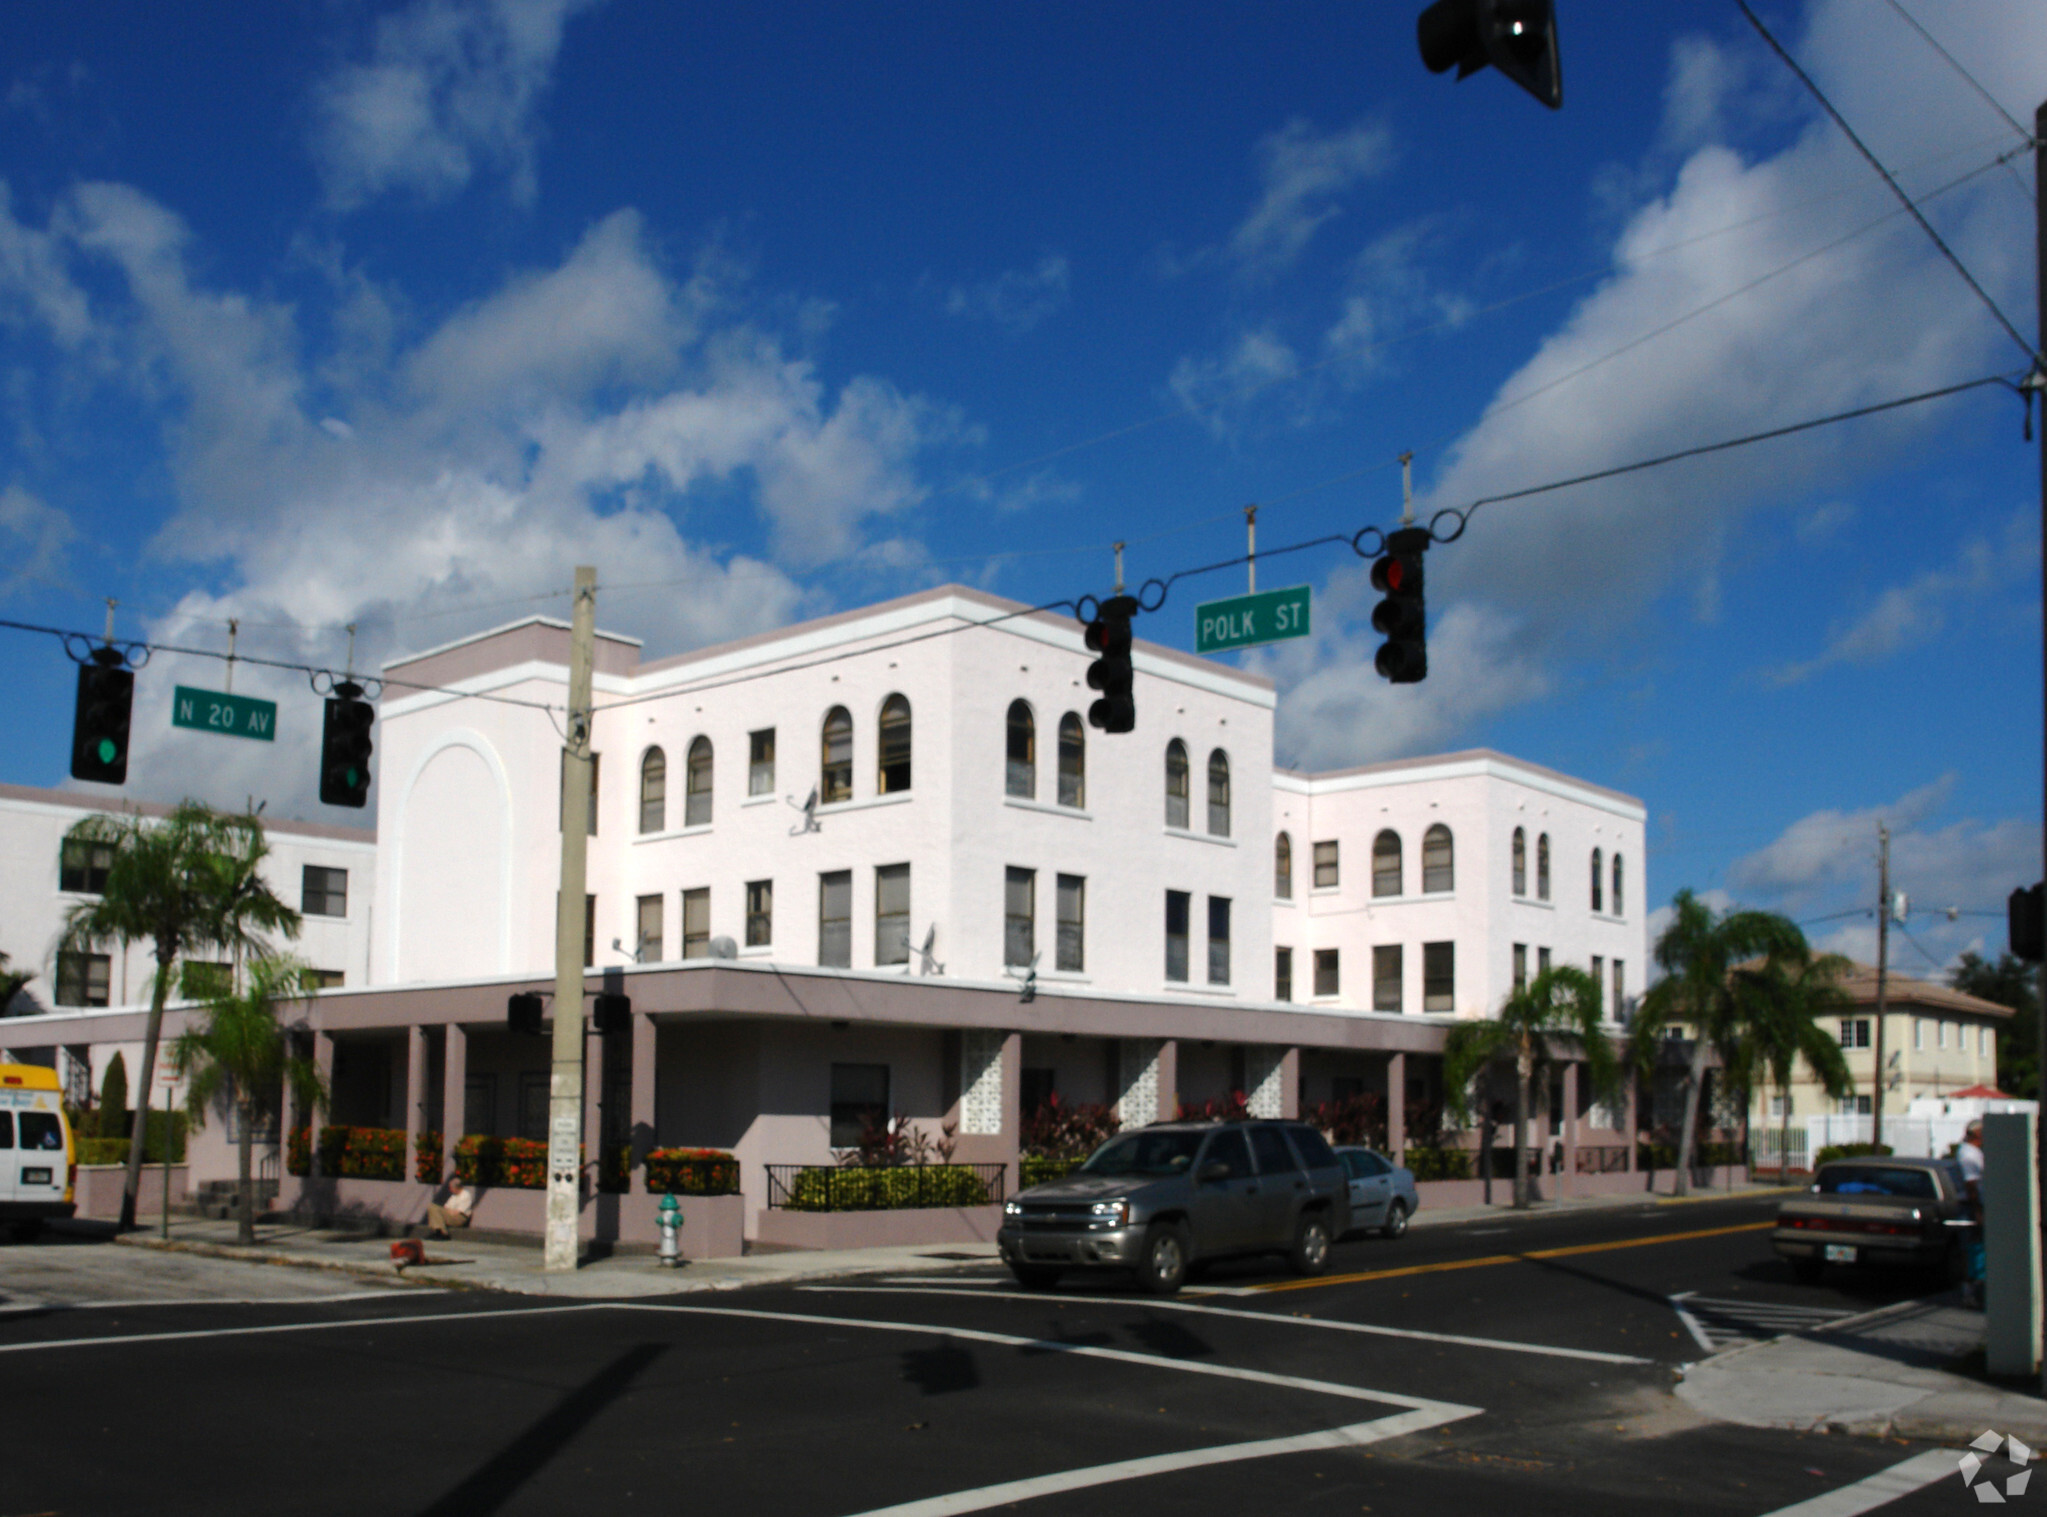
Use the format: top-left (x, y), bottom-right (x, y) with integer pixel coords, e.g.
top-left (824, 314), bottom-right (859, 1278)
top-left (1008, 1264), bottom-right (1063, 1291)
top-left (8, 1221), bottom-right (43, 1244)
top-left (1290, 1211), bottom-right (1334, 1276)
top-left (1136, 1222), bottom-right (1191, 1295)
top-left (1379, 1201), bottom-right (1410, 1240)
top-left (1791, 1255), bottom-right (1824, 1285)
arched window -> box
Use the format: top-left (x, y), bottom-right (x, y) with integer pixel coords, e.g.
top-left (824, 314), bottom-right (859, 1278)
top-left (1591, 848), bottom-right (1604, 913)
top-left (685, 737), bottom-right (713, 827)
top-left (1422, 824), bottom-right (1454, 893)
top-left (1275, 833), bottom-right (1293, 899)
top-left (878, 694), bottom-right (911, 793)
top-left (821, 707), bottom-right (853, 804)
top-left (1537, 833), bottom-right (1551, 901)
top-left (1612, 854), bottom-right (1624, 917)
top-left (1372, 830), bottom-right (1402, 898)
top-left (1006, 700), bottom-right (1035, 799)
top-left (639, 747), bottom-right (666, 835)
top-left (1165, 740), bottom-right (1189, 828)
top-left (1057, 713), bottom-right (1084, 808)
top-left (1207, 749), bottom-right (1231, 837)
top-left (1511, 826), bottom-right (1526, 896)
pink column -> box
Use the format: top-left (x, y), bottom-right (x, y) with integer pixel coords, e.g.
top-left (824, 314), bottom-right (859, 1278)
top-left (1276, 1048), bottom-right (1302, 1119)
top-left (440, 1024), bottom-right (466, 1181)
top-left (629, 1011), bottom-right (657, 1196)
top-left (1561, 1062), bottom-right (1579, 1199)
top-left (405, 1025), bottom-right (428, 1185)
top-left (309, 1031), bottom-right (335, 1179)
top-left (1624, 1075), bottom-right (1639, 1174)
top-left (999, 1030), bottom-right (1023, 1198)
top-left (1387, 1052), bottom-right (1406, 1167)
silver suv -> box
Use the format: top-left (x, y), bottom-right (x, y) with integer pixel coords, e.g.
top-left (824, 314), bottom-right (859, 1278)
top-left (997, 1120), bottom-right (1351, 1294)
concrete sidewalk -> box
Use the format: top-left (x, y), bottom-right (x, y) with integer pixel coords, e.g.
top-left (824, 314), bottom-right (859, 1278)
top-left (1677, 1293), bottom-right (2047, 1443)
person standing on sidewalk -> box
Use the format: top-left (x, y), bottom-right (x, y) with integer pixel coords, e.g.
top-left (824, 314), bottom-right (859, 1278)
top-left (1958, 1120), bottom-right (1985, 1307)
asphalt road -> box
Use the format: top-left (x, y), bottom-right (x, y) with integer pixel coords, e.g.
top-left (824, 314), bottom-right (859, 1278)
top-left (2, 1195), bottom-right (1981, 1516)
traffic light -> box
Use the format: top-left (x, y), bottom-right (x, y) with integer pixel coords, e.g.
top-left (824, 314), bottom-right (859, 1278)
top-left (2010, 883), bottom-right (2044, 962)
top-left (508, 992), bottom-right (545, 1036)
top-left (1372, 527), bottom-right (1430, 684)
top-left (593, 991), bottom-right (631, 1034)
top-left (1084, 594), bottom-right (1138, 733)
top-left (1417, 0), bottom-right (1561, 110)
top-left (70, 647), bottom-right (133, 785)
top-left (319, 681), bottom-right (375, 809)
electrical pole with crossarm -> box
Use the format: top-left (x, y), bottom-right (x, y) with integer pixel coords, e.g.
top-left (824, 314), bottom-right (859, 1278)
top-left (546, 567), bottom-right (597, 1272)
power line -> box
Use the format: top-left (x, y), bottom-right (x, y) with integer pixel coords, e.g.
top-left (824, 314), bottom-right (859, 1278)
top-left (1883, 0), bottom-right (2035, 153)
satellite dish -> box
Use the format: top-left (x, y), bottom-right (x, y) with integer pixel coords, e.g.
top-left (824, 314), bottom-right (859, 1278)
top-left (708, 936), bottom-right (739, 960)
top-left (788, 785), bottom-right (821, 836)
top-left (910, 924), bottom-right (944, 977)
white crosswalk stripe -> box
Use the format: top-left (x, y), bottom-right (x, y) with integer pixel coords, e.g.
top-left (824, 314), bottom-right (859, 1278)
top-left (1669, 1293), bottom-right (1856, 1354)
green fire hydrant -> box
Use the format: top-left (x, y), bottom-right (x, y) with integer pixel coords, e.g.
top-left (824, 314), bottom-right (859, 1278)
top-left (657, 1192), bottom-right (684, 1267)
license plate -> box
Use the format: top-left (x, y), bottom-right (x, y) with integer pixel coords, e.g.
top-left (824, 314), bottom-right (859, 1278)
top-left (21, 1167), bottom-right (52, 1186)
top-left (1823, 1244), bottom-right (1857, 1264)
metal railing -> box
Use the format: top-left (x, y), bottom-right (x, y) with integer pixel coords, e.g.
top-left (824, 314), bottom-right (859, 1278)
top-left (1574, 1146), bottom-right (1630, 1174)
top-left (765, 1163), bottom-right (1007, 1212)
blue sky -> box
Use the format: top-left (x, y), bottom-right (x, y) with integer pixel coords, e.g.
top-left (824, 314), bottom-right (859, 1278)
top-left (0, 0), bottom-right (2041, 973)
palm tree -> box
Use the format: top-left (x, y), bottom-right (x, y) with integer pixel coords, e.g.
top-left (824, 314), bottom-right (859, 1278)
top-left (171, 953), bottom-right (326, 1244)
top-left (59, 803), bottom-right (301, 1229)
top-left (0, 950), bottom-right (32, 1015)
top-left (1730, 950), bottom-right (1857, 1181)
top-left (1445, 965), bottom-right (1619, 1209)
top-left (1634, 889), bottom-right (1804, 1196)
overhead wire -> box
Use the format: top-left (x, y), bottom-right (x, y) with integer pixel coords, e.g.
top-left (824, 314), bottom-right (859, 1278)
top-left (1882, 0), bottom-right (2036, 161)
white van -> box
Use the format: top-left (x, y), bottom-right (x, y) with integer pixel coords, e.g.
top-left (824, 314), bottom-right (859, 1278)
top-left (0, 1064), bottom-right (76, 1239)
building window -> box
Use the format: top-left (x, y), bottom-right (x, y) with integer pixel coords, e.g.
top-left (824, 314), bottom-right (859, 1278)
top-left (59, 838), bottom-right (114, 895)
top-left (636, 894), bottom-right (663, 962)
top-left (1591, 956), bottom-right (1605, 1007)
top-left (1164, 740), bottom-right (1189, 829)
top-left (1372, 830), bottom-right (1402, 898)
top-left (1913, 1018), bottom-right (1925, 1051)
top-left (819, 871), bottom-right (852, 968)
top-left (1421, 824), bottom-right (1454, 894)
top-left (1313, 839), bottom-right (1338, 889)
top-left (681, 888), bottom-right (710, 959)
top-left (1022, 1067), bottom-right (1056, 1116)
top-left (1374, 944), bottom-right (1403, 1013)
top-left (1839, 1018), bottom-right (1871, 1049)
top-left (1612, 854), bottom-right (1624, 917)
top-left (1207, 896), bottom-right (1231, 985)
top-left (1422, 942), bottom-right (1455, 1012)
top-left (685, 737), bottom-right (713, 827)
top-left (182, 961), bottom-right (233, 999)
top-left (1839, 1095), bottom-right (1873, 1116)
top-left (1006, 701), bottom-right (1035, 799)
top-left (464, 1074), bottom-right (499, 1137)
top-left (1275, 947), bottom-right (1292, 1002)
top-left (875, 863), bottom-right (910, 966)
top-left (302, 865), bottom-right (348, 918)
top-left (1512, 827), bottom-right (1526, 896)
top-left (1207, 749), bottom-right (1231, 837)
top-left (1165, 890), bottom-right (1190, 982)
top-left (1936, 1020), bottom-right (1947, 1051)
top-left (746, 879), bottom-right (773, 947)
top-left (518, 1072), bottom-right (549, 1141)
top-left (639, 747), bottom-right (666, 833)
top-left (1537, 946), bottom-right (1551, 975)
top-left (1005, 867), bottom-right (1036, 968)
top-left (1981, 1026), bottom-right (1991, 1057)
top-left (1591, 848), bottom-right (1604, 913)
top-left (1274, 833), bottom-right (1293, 899)
top-left (1512, 943), bottom-right (1527, 992)
top-left (1537, 833), bottom-right (1550, 901)
top-left (310, 970), bottom-right (345, 989)
top-left (830, 1063), bottom-right (889, 1148)
top-left (55, 951), bottom-right (110, 1007)
top-left (1056, 874), bottom-right (1085, 973)
top-left (821, 708), bottom-right (853, 805)
top-left (584, 894), bottom-right (596, 968)
top-left (749, 728), bottom-right (775, 796)
top-left (1313, 948), bottom-right (1339, 998)
top-left (1057, 713), bottom-right (1085, 808)
top-left (1613, 960), bottom-right (1626, 1022)
top-left (559, 752), bottom-right (600, 834)
top-left (877, 695), bottom-right (912, 794)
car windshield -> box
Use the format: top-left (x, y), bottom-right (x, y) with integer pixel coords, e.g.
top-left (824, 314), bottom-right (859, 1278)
top-left (1081, 1130), bottom-right (1206, 1178)
top-left (1815, 1165), bottom-right (1938, 1199)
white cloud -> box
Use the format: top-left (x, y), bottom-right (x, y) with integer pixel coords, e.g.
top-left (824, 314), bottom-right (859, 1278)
top-left (312, 0), bottom-right (599, 209)
top-left (944, 255), bottom-right (1071, 332)
top-left (1167, 327), bottom-right (1302, 437)
top-left (1728, 776), bottom-right (1954, 902)
top-left (1228, 118), bottom-right (1393, 279)
top-left (0, 484), bottom-right (73, 598)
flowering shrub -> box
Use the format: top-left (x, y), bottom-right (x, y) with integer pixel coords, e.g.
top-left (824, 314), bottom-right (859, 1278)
top-left (1177, 1091), bottom-right (1250, 1122)
top-left (455, 1134), bottom-right (559, 1189)
top-left (838, 1109), bottom-right (957, 1168)
top-left (414, 1131), bottom-right (444, 1183)
top-left (782, 1164), bottom-right (994, 1211)
top-left (646, 1147), bottom-right (740, 1196)
top-left (1305, 1092), bottom-right (1386, 1148)
top-left (1020, 1093), bottom-right (1118, 1163)
top-left (285, 1126), bottom-right (405, 1180)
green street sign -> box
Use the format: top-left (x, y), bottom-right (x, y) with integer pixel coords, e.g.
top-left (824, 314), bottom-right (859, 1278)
top-left (172, 685), bottom-right (278, 743)
top-left (1194, 585), bottom-right (1311, 654)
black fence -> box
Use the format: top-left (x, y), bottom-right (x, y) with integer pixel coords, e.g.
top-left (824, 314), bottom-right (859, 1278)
top-left (765, 1163), bottom-right (1007, 1212)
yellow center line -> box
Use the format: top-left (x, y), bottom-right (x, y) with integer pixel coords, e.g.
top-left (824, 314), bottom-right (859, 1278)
top-left (1254, 1220), bottom-right (1777, 1294)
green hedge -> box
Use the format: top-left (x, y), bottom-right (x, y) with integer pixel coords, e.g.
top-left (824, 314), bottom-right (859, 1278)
top-left (1020, 1155), bottom-right (1085, 1189)
top-left (1814, 1141), bottom-right (1893, 1168)
top-left (75, 1111), bottom-right (186, 1165)
top-left (646, 1149), bottom-right (740, 1196)
top-left (781, 1165), bottom-right (994, 1212)
top-left (287, 1126), bottom-right (406, 1180)
top-left (1405, 1148), bottom-right (1472, 1181)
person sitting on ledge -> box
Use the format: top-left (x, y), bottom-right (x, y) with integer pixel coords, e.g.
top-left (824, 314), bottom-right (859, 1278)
top-left (425, 1172), bottom-right (475, 1240)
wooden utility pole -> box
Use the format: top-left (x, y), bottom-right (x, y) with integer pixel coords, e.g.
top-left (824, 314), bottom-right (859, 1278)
top-left (1873, 822), bottom-right (1890, 1149)
top-left (545, 567), bottom-right (597, 1272)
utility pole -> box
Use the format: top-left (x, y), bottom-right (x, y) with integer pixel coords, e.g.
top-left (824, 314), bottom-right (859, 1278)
top-left (546, 566), bottom-right (597, 1272)
top-left (1873, 822), bottom-right (1890, 1150)
top-left (2033, 96), bottom-right (2047, 1391)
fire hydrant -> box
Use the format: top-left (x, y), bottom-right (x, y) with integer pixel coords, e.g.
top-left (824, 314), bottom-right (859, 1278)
top-left (657, 1193), bottom-right (684, 1267)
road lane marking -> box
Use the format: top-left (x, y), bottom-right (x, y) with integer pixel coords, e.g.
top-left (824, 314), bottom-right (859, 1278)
top-left (1668, 1292), bottom-right (1856, 1354)
top-left (0, 1301), bottom-right (605, 1354)
top-left (1753, 1448), bottom-right (1958, 1516)
top-left (0, 1288), bottom-right (426, 1314)
top-left (1251, 1219), bottom-right (1777, 1294)
top-left (799, 1284), bottom-right (1652, 1365)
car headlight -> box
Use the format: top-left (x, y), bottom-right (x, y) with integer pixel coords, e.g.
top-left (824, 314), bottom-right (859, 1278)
top-left (1003, 1199), bottom-right (1023, 1217)
top-left (1089, 1200), bottom-right (1131, 1227)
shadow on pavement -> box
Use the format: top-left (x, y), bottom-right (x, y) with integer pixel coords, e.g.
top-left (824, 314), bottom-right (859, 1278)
top-left (900, 1339), bottom-right (980, 1395)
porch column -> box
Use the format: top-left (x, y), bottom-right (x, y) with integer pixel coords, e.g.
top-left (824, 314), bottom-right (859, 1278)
top-left (629, 1012), bottom-right (657, 1196)
top-left (405, 1025), bottom-right (428, 1185)
top-left (1386, 1052), bottom-right (1406, 1167)
top-left (999, 1030), bottom-right (1023, 1197)
top-left (441, 1024), bottom-right (466, 1181)
top-left (309, 1031), bottom-right (335, 1179)
top-left (1114, 1038), bottom-right (1176, 1126)
top-left (1624, 1074), bottom-right (1638, 1174)
top-left (1243, 1046), bottom-right (1297, 1119)
top-left (1561, 1062), bottom-right (1579, 1199)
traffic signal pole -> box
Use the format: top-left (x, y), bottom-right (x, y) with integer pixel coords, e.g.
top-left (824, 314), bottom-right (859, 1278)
top-left (2034, 97), bottom-right (2047, 1390)
top-left (545, 566), bottom-right (597, 1273)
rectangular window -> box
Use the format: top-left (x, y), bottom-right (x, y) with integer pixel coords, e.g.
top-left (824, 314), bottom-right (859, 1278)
top-left (1839, 1094), bottom-right (1873, 1116)
top-left (59, 838), bottom-right (115, 895)
top-left (310, 969), bottom-right (346, 989)
top-left (830, 1063), bottom-right (889, 1148)
top-left (1981, 1026), bottom-right (1991, 1058)
top-left (1613, 960), bottom-right (1626, 1022)
top-left (55, 951), bottom-right (111, 1007)
top-left (1055, 874), bottom-right (1084, 973)
top-left (681, 887), bottom-right (710, 959)
top-left (1164, 889), bottom-right (1189, 983)
top-left (636, 894), bottom-right (664, 962)
top-left (302, 864), bottom-right (349, 918)
top-left (746, 879), bottom-right (773, 947)
top-left (1938, 1020), bottom-right (1949, 1050)
top-left (560, 751), bottom-right (600, 833)
top-left (1206, 896), bottom-right (1231, 986)
top-left (1313, 947), bottom-right (1339, 998)
top-left (1838, 1018), bottom-right (1871, 1049)
top-left (818, 872), bottom-right (852, 968)
top-left (1022, 1067), bottom-right (1056, 1116)
top-left (584, 894), bottom-right (596, 968)
top-left (1373, 944), bottom-right (1403, 1013)
top-left (875, 864), bottom-right (911, 967)
top-left (1313, 840), bottom-right (1339, 889)
top-left (518, 1072), bottom-right (549, 1142)
top-left (1274, 947), bottom-right (1292, 1002)
top-left (1005, 868), bottom-right (1036, 968)
top-left (1512, 943), bottom-right (1527, 992)
top-left (1591, 955), bottom-right (1604, 1006)
top-left (1537, 946), bottom-right (1551, 976)
top-left (749, 728), bottom-right (776, 796)
top-left (685, 742), bottom-right (713, 827)
top-left (1422, 941), bottom-right (1455, 1013)
top-left (464, 1074), bottom-right (498, 1137)
top-left (1057, 722), bottom-right (1084, 808)
top-left (1913, 1018), bottom-right (1925, 1051)
top-left (182, 961), bottom-right (233, 999)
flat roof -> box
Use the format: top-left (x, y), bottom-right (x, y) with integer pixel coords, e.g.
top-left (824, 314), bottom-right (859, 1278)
top-left (0, 782), bottom-right (377, 844)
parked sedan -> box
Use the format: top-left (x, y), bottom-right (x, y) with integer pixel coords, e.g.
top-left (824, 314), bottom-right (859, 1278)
top-left (1772, 1156), bottom-right (1970, 1284)
top-left (1333, 1146), bottom-right (1418, 1238)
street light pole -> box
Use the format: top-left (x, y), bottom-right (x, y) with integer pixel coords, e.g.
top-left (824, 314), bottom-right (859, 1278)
top-left (545, 567), bottom-right (597, 1273)
top-left (2033, 97), bottom-right (2047, 1390)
